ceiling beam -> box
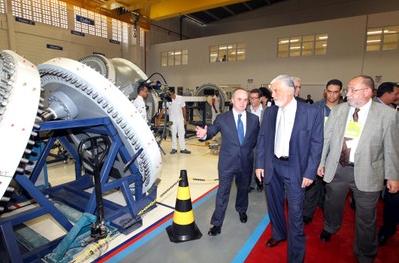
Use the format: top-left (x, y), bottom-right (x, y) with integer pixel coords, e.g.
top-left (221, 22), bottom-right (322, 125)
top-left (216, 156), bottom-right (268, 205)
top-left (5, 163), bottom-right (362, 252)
top-left (222, 6), bottom-right (235, 15)
top-left (149, 0), bottom-right (248, 20)
top-left (204, 10), bottom-right (221, 21)
top-left (243, 2), bottom-right (253, 10)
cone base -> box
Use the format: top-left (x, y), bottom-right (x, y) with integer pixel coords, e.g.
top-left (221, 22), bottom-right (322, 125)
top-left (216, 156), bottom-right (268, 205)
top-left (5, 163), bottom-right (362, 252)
top-left (166, 223), bottom-right (202, 243)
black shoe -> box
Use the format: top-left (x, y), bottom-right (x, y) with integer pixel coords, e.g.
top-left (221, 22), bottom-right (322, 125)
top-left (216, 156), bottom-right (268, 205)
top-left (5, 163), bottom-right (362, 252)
top-left (320, 229), bottom-right (332, 242)
top-left (248, 186), bottom-right (255, 192)
top-left (239, 212), bottom-right (247, 223)
top-left (180, 149), bottom-right (191, 154)
top-left (170, 149), bottom-right (177, 154)
top-left (303, 216), bottom-right (312, 225)
top-left (266, 238), bottom-right (286, 247)
top-left (256, 185), bottom-right (264, 192)
top-left (208, 225), bottom-right (221, 236)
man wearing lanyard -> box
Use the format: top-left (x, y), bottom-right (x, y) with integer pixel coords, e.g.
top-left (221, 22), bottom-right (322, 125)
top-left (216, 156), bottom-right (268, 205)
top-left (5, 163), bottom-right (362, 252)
top-left (318, 75), bottom-right (399, 263)
top-left (303, 79), bottom-right (342, 224)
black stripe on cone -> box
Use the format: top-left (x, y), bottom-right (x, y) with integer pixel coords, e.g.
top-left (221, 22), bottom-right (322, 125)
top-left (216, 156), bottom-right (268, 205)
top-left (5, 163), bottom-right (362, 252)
top-left (166, 170), bottom-right (202, 243)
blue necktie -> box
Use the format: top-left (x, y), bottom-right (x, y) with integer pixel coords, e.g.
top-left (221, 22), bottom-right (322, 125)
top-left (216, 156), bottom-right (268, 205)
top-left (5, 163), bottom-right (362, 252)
top-left (237, 113), bottom-right (244, 145)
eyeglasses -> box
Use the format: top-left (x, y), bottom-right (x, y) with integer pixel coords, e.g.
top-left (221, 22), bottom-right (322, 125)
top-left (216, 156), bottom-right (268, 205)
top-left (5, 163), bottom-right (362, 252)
top-left (344, 87), bottom-right (369, 94)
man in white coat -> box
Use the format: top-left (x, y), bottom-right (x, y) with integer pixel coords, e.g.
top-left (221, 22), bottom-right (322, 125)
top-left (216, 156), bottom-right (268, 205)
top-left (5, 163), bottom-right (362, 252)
top-left (167, 87), bottom-right (191, 154)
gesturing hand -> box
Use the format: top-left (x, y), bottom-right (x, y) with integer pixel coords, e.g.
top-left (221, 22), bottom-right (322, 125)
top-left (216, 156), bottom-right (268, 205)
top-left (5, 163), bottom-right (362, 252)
top-left (195, 125), bottom-right (208, 139)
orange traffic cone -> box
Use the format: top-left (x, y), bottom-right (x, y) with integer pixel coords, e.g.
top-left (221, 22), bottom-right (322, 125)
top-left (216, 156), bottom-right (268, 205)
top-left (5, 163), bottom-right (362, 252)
top-left (166, 170), bottom-right (202, 243)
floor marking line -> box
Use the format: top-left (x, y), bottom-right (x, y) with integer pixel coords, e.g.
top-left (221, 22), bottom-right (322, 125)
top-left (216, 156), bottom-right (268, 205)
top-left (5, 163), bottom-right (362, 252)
top-left (231, 214), bottom-right (270, 263)
top-left (97, 185), bottom-right (218, 262)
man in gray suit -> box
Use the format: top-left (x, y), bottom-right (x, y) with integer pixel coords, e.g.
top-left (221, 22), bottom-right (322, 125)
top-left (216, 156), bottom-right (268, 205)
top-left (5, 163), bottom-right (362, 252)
top-left (318, 75), bottom-right (399, 263)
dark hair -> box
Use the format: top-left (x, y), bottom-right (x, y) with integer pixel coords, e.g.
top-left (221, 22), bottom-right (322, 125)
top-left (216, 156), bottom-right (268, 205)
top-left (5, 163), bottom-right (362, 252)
top-left (249, 88), bottom-right (261, 98)
top-left (326, 79), bottom-right (343, 89)
top-left (377, 82), bottom-right (396, 97)
top-left (355, 75), bottom-right (375, 90)
top-left (259, 87), bottom-right (272, 100)
top-left (168, 87), bottom-right (175, 94)
top-left (137, 84), bottom-right (148, 94)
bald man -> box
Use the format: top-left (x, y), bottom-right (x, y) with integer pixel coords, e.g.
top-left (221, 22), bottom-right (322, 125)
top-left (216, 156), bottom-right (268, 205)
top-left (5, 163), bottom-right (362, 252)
top-left (318, 75), bottom-right (399, 262)
top-left (196, 88), bottom-right (259, 236)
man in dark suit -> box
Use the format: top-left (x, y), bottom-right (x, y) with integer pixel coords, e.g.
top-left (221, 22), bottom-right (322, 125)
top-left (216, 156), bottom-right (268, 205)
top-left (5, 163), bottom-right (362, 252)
top-left (256, 75), bottom-right (323, 262)
top-left (196, 88), bottom-right (259, 236)
top-left (374, 82), bottom-right (399, 245)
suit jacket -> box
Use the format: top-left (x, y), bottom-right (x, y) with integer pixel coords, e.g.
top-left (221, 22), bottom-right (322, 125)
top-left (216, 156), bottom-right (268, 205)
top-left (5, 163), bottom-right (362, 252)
top-left (319, 101), bottom-right (399, 191)
top-left (256, 101), bottom-right (323, 184)
top-left (206, 111), bottom-right (259, 175)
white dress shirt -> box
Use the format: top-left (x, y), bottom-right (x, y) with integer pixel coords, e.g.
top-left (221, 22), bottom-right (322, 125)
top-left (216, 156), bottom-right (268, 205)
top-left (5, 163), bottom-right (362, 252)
top-left (232, 109), bottom-right (247, 136)
top-left (133, 95), bottom-right (147, 121)
top-left (249, 105), bottom-right (263, 123)
top-left (345, 99), bottom-right (372, 163)
top-left (167, 95), bottom-right (185, 121)
top-left (274, 98), bottom-right (297, 158)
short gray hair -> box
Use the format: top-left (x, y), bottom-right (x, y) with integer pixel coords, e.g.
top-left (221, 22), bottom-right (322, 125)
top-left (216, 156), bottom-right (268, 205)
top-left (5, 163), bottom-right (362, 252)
top-left (292, 76), bottom-right (301, 84)
top-left (270, 74), bottom-right (295, 92)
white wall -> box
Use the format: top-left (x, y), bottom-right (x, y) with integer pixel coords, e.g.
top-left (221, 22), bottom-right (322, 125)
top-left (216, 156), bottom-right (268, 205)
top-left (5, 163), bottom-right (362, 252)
top-left (148, 11), bottom-right (399, 101)
top-left (0, 4), bottom-right (144, 68)
top-left (204, 0), bottom-right (399, 37)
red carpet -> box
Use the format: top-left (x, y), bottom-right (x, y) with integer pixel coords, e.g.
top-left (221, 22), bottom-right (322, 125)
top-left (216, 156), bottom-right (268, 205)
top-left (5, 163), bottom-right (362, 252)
top-left (246, 199), bottom-right (399, 263)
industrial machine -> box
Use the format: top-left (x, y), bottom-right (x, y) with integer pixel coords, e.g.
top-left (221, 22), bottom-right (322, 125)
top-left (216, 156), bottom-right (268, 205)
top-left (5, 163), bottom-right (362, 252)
top-left (0, 51), bottom-right (162, 262)
top-left (79, 54), bottom-right (160, 121)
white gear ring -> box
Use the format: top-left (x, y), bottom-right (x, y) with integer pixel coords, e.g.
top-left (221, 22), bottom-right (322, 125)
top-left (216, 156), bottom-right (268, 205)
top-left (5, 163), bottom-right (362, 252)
top-left (0, 50), bottom-right (41, 201)
top-left (39, 58), bottom-right (161, 193)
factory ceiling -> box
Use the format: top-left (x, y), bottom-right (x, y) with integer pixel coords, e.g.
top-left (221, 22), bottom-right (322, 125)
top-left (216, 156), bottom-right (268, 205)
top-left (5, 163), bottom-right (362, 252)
top-left (65, 0), bottom-right (285, 25)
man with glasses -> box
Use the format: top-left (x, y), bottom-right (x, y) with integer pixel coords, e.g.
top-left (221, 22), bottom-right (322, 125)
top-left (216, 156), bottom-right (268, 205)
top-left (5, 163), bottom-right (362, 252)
top-left (303, 79), bottom-right (343, 224)
top-left (318, 75), bottom-right (399, 263)
top-left (249, 89), bottom-right (264, 191)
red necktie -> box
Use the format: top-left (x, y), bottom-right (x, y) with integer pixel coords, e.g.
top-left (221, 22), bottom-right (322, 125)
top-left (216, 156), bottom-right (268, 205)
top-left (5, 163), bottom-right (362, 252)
top-left (339, 108), bottom-right (360, 166)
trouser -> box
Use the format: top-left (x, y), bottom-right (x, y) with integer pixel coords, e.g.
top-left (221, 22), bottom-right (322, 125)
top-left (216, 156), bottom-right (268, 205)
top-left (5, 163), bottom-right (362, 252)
top-left (266, 159), bottom-right (305, 263)
top-left (380, 189), bottom-right (399, 236)
top-left (303, 176), bottom-right (325, 218)
top-left (324, 165), bottom-right (380, 263)
top-left (250, 150), bottom-right (263, 189)
top-left (210, 168), bottom-right (251, 227)
top-left (170, 119), bottom-right (186, 150)
top-left (211, 109), bottom-right (219, 123)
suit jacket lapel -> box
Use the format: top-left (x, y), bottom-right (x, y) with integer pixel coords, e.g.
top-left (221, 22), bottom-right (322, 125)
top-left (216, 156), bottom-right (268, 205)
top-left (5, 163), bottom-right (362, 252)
top-left (228, 111), bottom-right (240, 145)
top-left (243, 111), bottom-right (252, 143)
top-left (290, 102), bottom-right (304, 149)
top-left (355, 101), bottom-right (376, 156)
top-left (270, 106), bottom-right (278, 152)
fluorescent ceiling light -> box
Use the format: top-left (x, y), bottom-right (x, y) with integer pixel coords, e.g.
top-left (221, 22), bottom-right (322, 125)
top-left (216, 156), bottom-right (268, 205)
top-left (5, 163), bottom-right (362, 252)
top-left (279, 40), bottom-right (289, 44)
top-left (367, 30), bottom-right (382, 35)
top-left (318, 36), bottom-right (328, 40)
top-left (290, 46), bottom-right (301, 50)
top-left (367, 39), bottom-right (381, 43)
